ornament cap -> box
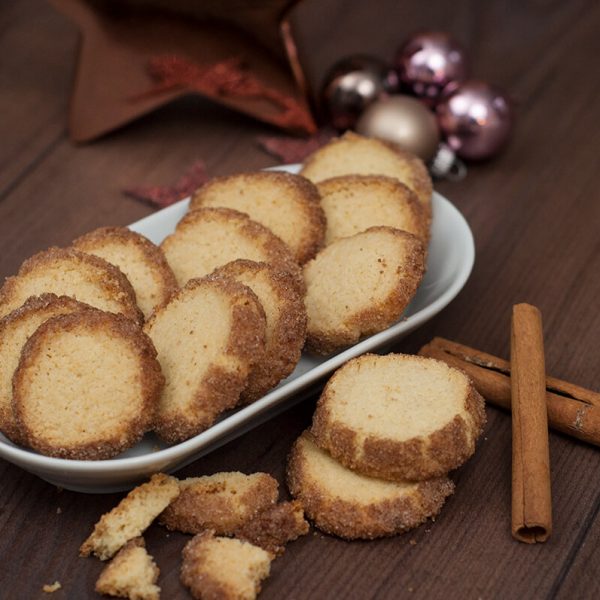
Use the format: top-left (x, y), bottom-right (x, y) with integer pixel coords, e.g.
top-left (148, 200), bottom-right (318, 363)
top-left (429, 143), bottom-right (467, 181)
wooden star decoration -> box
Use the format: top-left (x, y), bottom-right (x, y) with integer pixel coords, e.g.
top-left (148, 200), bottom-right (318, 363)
top-left (49, 0), bottom-right (316, 142)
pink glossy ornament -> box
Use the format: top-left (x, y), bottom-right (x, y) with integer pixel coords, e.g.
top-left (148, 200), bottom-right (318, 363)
top-left (395, 31), bottom-right (468, 104)
top-left (321, 55), bottom-right (400, 130)
top-left (436, 80), bottom-right (513, 160)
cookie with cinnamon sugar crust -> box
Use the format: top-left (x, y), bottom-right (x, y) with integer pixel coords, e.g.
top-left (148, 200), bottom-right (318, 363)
top-left (303, 226), bottom-right (425, 355)
top-left (13, 310), bottom-right (163, 460)
top-left (73, 226), bottom-right (178, 320)
top-left (311, 354), bottom-right (486, 482)
top-left (0, 294), bottom-right (94, 444)
top-left (95, 538), bottom-right (160, 600)
top-left (0, 247), bottom-right (143, 324)
top-left (81, 473), bottom-right (180, 560)
top-left (180, 531), bottom-right (273, 600)
top-left (317, 174), bottom-right (430, 246)
top-left (211, 260), bottom-right (306, 403)
top-left (160, 207), bottom-right (303, 292)
top-left (300, 132), bottom-right (433, 213)
top-left (159, 471), bottom-right (279, 535)
top-left (235, 500), bottom-right (309, 556)
top-left (190, 171), bottom-right (326, 264)
top-left (287, 430), bottom-right (454, 539)
top-left (143, 276), bottom-right (267, 444)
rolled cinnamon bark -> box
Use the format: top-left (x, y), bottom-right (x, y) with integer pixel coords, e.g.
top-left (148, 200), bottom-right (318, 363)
top-left (510, 303), bottom-right (552, 543)
top-left (418, 339), bottom-right (600, 447)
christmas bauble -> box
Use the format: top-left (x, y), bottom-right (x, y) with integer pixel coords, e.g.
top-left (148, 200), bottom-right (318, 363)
top-left (355, 95), bottom-right (440, 162)
top-left (321, 55), bottom-right (400, 130)
top-left (395, 31), bottom-right (468, 104)
top-left (436, 80), bottom-right (513, 160)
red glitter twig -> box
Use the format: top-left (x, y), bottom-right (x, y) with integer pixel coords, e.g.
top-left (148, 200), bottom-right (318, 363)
top-left (256, 128), bottom-right (336, 164)
top-left (123, 160), bottom-right (209, 209)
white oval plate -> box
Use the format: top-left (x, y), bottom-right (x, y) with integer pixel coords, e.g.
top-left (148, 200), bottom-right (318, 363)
top-left (0, 165), bottom-right (474, 493)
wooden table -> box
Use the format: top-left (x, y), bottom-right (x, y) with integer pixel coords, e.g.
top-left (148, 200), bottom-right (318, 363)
top-left (1, 1), bottom-right (599, 598)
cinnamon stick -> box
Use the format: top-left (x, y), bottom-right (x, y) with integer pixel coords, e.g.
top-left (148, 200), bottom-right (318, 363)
top-left (419, 339), bottom-right (600, 447)
top-left (510, 303), bottom-right (552, 543)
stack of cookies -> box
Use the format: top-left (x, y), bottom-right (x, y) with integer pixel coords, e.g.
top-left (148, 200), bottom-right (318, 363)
top-left (287, 353), bottom-right (487, 539)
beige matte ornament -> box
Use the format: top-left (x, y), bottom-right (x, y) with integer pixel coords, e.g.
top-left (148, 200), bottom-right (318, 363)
top-left (356, 95), bottom-right (440, 162)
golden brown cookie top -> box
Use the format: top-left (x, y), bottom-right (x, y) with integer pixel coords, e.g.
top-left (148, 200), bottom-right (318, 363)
top-left (13, 309), bottom-right (163, 460)
top-left (317, 174), bottom-right (430, 245)
top-left (0, 293), bottom-right (95, 444)
top-left (190, 171), bottom-right (326, 265)
top-left (160, 207), bottom-right (303, 293)
top-left (210, 260), bottom-right (307, 403)
top-left (73, 226), bottom-right (178, 320)
top-left (0, 246), bottom-right (143, 324)
top-left (311, 353), bottom-right (486, 481)
top-left (301, 132), bottom-right (432, 212)
top-left (144, 275), bottom-right (267, 444)
top-left (303, 226), bottom-right (425, 354)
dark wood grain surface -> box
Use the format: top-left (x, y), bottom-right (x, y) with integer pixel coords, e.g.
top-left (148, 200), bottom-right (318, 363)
top-left (1, 1), bottom-right (600, 598)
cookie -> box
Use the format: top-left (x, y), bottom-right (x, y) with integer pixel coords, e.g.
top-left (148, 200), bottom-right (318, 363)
top-left (143, 276), bottom-right (267, 444)
top-left (303, 227), bottom-right (425, 355)
top-left (287, 430), bottom-right (455, 539)
top-left (180, 531), bottom-right (273, 600)
top-left (0, 294), bottom-right (92, 444)
top-left (80, 473), bottom-right (180, 560)
top-left (160, 207), bottom-right (303, 292)
top-left (190, 171), bottom-right (325, 264)
top-left (234, 500), bottom-right (309, 556)
top-left (95, 538), bottom-right (160, 600)
top-left (159, 471), bottom-right (279, 535)
top-left (211, 260), bottom-right (306, 403)
top-left (311, 354), bottom-right (487, 481)
top-left (317, 175), bottom-right (429, 246)
top-left (73, 226), bottom-right (178, 320)
top-left (0, 247), bottom-right (143, 324)
top-left (300, 132), bottom-right (433, 212)
top-left (13, 310), bottom-right (163, 460)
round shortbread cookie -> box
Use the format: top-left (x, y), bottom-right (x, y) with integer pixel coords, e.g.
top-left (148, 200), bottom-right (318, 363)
top-left (300, 132), bottom-right (433, 212)
top-left (211, 260), bottom-right (306, 403)
top-left (317, 175), bottom-right (430, 246)
top-left (160, 207), bottom-right (303, 292)
top-left (159, 471), bottom-right (279, 535)
top-left (0, 294), bottom-right (94, 444)
top-left (189, 171), bottom-right (326, 265)
top-left (311, 354), bottom-right (487, 481)
top-left (287, 430), bottom-right (455, 539)
top-left (144, 276), bottom-right (267, 444)
top-left (0, 247), bottom-right (143, 325)
top-left (303, 226), bottom-right (425, 355)
top-left (13, 310), bottom-right (163, 460)
top-left (73, 226), bottom-right (178, 320)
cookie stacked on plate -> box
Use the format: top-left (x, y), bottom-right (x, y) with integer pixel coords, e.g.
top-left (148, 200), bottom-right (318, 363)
top-left (287, 353), bottom-right (487, 539)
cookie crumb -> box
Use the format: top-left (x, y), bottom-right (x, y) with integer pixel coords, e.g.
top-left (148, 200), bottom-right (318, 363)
top-left (409, 539), bottom-right (417, 546)
top-left (408, 586), bottom-right (414, 593)
top-left (42, 581), bottom-right (61, 593)
top-left (56, 507), bottom-right (62, 514)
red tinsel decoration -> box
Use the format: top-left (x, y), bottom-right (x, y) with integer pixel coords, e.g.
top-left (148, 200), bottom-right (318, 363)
top-left (138, 55), bottom-right (315, 133)
top-left (256, 128), bottom-right (336, 164)
top-left (123, 160), bottom-right (208, 208)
